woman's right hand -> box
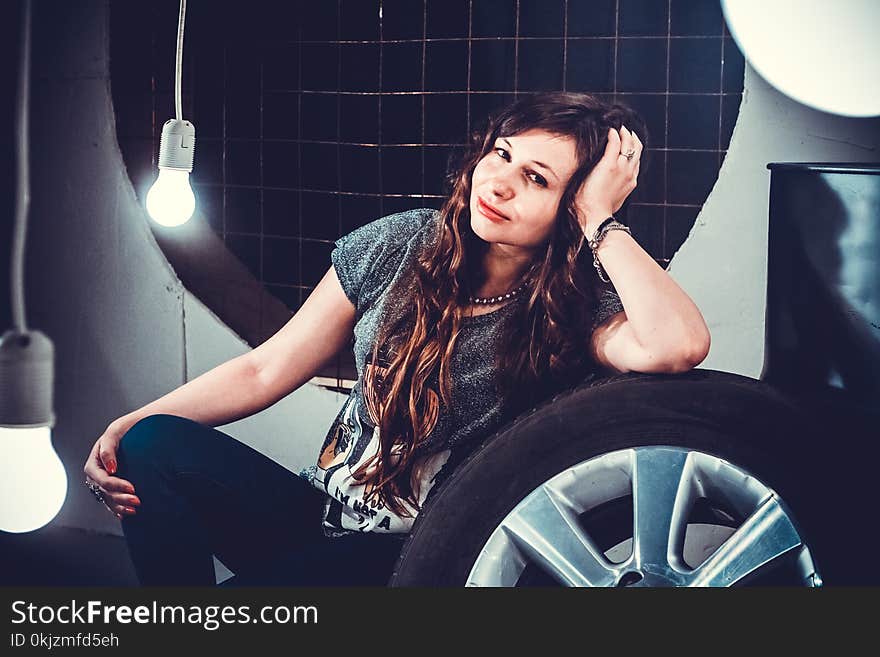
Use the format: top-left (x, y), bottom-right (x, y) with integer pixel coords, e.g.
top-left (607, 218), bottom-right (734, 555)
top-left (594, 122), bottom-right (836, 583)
top-left (83, 422), bottom-right (141, 520)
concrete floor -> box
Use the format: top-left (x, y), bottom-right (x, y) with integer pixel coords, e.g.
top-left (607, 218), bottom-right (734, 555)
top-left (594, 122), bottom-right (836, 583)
top-left (0, 525), bottom-right (138, 586)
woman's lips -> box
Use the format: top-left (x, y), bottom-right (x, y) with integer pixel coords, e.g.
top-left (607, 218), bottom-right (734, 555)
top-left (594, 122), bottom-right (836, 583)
top-left (477, 197), bottom-right (509, 223)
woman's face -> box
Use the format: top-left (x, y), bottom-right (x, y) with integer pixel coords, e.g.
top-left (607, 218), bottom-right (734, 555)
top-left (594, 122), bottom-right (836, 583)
top-left (469, 128), bottom-right (580, 252)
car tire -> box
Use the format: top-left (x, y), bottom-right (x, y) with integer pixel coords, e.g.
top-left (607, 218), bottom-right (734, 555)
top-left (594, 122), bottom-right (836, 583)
top-left (389, 369), bottom-right (833, 587)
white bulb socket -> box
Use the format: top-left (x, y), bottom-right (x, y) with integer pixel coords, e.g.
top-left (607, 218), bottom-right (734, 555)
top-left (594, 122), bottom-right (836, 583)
top-left (147, 119), bottom-right (197, 227)
top-left (0, 329), bottom-right (54, 428)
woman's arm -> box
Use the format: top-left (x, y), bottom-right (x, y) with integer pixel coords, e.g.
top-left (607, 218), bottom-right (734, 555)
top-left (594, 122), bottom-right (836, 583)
top-left (578, 126), bottom-right (711, 374)
top-left (111, 265), bottom-right (356, 434)
top-left (586, 226), bottom-right (711, 374)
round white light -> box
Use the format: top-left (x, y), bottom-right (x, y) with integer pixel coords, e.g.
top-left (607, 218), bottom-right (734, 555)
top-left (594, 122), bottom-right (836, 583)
top-left (0, 426), bottom-right (68, 533)
top-left (721, 0), bottom-right (880, 117)
top-left (145, 168), bottom-right (196, 227)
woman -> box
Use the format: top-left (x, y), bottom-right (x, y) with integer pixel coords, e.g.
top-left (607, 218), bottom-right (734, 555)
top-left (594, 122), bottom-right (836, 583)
top-left (82, 92), bottom-right (710, 586)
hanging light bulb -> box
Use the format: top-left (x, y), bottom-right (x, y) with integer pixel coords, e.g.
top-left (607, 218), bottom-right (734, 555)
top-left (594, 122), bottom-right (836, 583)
top-left (0, 331), bottom-right (67, 534)
top-left (1, 0), bottom-right (66, 534)
top-left (146, 0), bottom-right (197, 227)
top-left (146, 119), bottom-right (196, 227)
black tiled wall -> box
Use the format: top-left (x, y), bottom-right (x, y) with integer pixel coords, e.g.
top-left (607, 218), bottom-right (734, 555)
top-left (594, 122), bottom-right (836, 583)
top-left (111, 0), bottom-right (744, 359)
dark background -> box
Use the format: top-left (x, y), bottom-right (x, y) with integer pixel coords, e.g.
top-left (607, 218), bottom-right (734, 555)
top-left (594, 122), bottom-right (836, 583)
top-left (109, 0), bottom-right (743, 354)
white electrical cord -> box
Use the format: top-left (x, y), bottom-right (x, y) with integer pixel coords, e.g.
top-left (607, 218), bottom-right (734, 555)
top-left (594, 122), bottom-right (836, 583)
top-left (11, 0), bottom-right (31, 333)
top-left (175, 0), bottom-right (186, 120)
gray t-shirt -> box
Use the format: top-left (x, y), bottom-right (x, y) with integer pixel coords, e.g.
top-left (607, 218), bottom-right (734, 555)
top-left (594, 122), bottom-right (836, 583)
top-left (300, 208), bottom-right (624, 537)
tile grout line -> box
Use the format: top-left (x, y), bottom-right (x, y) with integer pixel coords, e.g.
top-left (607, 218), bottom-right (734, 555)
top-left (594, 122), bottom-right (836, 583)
top-left (296, 18), bottom-right (303, 306)
top-left (562, 0), bottom-right (569, 91)
top-left (513, 0), bottom-right (520, 97)
top-left (663, 0), bottom-right (671, 262)
top-left (421, 0), bottom-right (427, 202)
top-left (377, 0), bottom-right (385, 218)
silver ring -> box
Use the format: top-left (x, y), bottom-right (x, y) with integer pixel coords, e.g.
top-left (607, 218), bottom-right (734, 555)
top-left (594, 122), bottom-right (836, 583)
top-left (85, 477), bottom-right (106, 505)
top-left (622, 149), bottom-right (636, 161)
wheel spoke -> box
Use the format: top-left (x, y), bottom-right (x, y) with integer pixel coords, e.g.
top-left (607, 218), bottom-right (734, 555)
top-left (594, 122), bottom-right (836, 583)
top-left (632, 448), bottom-right (693, 571)
top-left (502, 485), bottom-right (617, 587)
top-left (687, 494), bottom-right (803, 587)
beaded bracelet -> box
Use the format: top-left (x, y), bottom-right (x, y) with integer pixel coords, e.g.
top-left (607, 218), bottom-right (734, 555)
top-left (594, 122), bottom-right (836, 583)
top-left (587, 217), bottom-right (631, 283)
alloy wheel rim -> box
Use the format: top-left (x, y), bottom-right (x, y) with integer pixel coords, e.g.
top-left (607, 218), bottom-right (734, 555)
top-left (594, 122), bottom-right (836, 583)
top-left (466, 446), bottom-right (822, 587)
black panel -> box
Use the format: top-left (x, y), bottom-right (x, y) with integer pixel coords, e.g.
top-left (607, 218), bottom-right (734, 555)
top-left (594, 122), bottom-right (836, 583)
top-left (426, 41), bottom-right (469, 91)
top-left (722, 37), bottom-right (746, 93)
top-left (667, 150), bottom-right (719, 205)
top-left (340, 43), bottom-right (380, 92)
top-left (667, 94), bottom-right (720, 150)
top-left (470, 40), bottom-right (517, 92)
top-left (671, 0), bottom-right (724, 36)
top-left (382, 146), bottom-right (423, 194)
top-left (341, 0), bottom-right (380, 40)
top-left (300, 142), bottom-right (339, 191)
top-left (225, 233), bottom-right (262, 278)
top-left (566, 39), bottom-right (614, 92)
top-left (669, 37), bottom-right (722, 93)
top-left (764, 164), bottom-right (880, 407)
top-left (225, 186), bottom-right (261, 233)
top-left (619, 0), bottom-right (669, 36)
top-left (301, 191), bottom-right (340, 241)
top-left (423, 145), bottom-right (457, 195)
top-left (381, 42), bottom-right (423, 92)
top-left (193, 184), bottom-right (223, 234)
top-left (721, 94), bottom-right (742, 150)
top-left (262, 141), bottom-right (299, 189)
top-left (341, 194), bottom-right (383, 234)
top-left (469, 93), bottom-right (516, 133)
top-left (225, 141), bottom-right (261, 186)
top-left (302, 192), bottom-right (339, 239)
top-left (633, 148), bottom-right (665, 204)
top-left (263, 189), bottom-right (300, 237)
top-left (382, 0), bottom-right (425, 40)
top-left (567, 0), bottom-right (616, 37)
top-left (262, 44), bottom-right (299, 91)
top-left (426, 0), bottom-right (469, 38)
top-left (618, 93), bottom-right (667, 148)
top-left (340, 144), bottom-right (381, 193)
top-left (262, 236), bottom-right (299, 286)
top-left (625, 204), bottom-right (664, 259)
top-left (301, 43), bottom-right (339, 91)
top-left (263, 92), bottom-right (299, 140)
top-left (301, 239), bottom-right (335, 287)
top-left (424, 94), bottom-right (468, 144)
top-left (300, 93), bottom-right (339, 141)
top-left (664, 204), bottom-right (700, 259)
top-left (617, 38), bottom-right (667, 92)
top-left (193, 139), bottom-right (223, 185)
top-left (339, 94), bottom-right (380, 143)
top-left (380, 94), bottom-right (423, 144)
top-left (471, 0), bottom-right (516, 38)
top-left (517, 40), bottom-right (564, 92)
top-left (301, 1), bottom-right (339, 41)
top-left (265, 284), bottom-right (302, 311)
top-left (518, 0), bottom-right (564, 38)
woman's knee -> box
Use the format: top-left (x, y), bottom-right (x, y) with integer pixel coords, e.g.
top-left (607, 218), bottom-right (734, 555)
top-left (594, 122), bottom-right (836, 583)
top-left (117, 414), bottom-right (199, 465)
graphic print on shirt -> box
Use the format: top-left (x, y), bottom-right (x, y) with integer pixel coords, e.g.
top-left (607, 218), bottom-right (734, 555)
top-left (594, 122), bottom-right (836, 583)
top-left (314, 352), bottom-right (451, 534)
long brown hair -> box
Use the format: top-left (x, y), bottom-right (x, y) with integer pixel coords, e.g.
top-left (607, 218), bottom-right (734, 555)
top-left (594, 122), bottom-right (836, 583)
top-left (351, 92), bottom-right (649, 517)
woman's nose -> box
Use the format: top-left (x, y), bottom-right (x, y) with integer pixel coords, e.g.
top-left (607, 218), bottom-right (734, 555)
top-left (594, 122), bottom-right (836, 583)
top-left (488, 174), bottom-right (515, 200)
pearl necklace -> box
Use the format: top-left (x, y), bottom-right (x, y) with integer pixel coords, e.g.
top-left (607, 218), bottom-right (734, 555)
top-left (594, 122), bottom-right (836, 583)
top-left (468, 280), bottom-right (530, 305)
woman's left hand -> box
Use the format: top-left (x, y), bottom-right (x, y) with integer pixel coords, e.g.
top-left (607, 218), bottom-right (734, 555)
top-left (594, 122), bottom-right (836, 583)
top-left (574, 126), bottom-right (643, 234)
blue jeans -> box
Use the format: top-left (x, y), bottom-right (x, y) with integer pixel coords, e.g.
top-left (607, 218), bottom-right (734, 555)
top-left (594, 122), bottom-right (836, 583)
top-left (116, 414), bottom-right (405, 586)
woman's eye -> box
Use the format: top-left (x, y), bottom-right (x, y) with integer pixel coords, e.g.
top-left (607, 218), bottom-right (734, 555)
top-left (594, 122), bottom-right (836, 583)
top-left (527, 172), bottom-right (548, 187)
top-left (493, 147), bottom-right (546, 187)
